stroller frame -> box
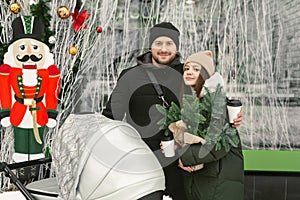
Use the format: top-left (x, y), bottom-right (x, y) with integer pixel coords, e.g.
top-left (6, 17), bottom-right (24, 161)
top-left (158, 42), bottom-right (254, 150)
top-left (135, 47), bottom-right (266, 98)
top-left (0, 157), bottom-right (54, 200)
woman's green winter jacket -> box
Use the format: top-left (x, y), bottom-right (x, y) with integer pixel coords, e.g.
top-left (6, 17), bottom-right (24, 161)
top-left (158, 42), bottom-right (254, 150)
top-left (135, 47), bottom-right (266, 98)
top-left (180, 135), bottom-right (244, 200)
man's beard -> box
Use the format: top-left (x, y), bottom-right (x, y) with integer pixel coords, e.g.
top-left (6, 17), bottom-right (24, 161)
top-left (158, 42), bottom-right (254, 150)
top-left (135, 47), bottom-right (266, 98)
top-left (152, 52), bottom-right (175, 66)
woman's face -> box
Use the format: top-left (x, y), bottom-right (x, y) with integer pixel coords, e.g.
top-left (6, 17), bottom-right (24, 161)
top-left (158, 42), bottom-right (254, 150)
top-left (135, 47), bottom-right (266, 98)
top-left (183, 62), bottom-right (202, 86)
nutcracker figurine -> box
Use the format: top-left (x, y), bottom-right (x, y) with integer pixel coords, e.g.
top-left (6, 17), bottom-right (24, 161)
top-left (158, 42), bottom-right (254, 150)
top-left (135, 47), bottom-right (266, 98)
top-left (0, 16), bottom-right (60, 162)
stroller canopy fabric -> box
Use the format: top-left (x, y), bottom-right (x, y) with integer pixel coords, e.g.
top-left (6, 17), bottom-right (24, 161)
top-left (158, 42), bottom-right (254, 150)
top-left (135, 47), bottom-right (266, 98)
top-left (51, 113), bottom-right (165, 200)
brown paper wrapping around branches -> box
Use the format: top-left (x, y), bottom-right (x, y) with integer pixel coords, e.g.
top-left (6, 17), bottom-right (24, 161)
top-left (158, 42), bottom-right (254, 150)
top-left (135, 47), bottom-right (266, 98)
top-left (168, 120), bottom-right (206, 147)
top-left (169, 120), bottom-right (206, 171)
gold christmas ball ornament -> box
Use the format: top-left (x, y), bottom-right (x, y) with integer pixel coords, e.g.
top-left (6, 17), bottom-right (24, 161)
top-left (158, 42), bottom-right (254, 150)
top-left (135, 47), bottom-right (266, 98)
top-left (69, 46), bottom-right (78, 55)
top-left (10, 2), bottom-right (21, 14)
top-left (57, 6), bottom-right (71, 19)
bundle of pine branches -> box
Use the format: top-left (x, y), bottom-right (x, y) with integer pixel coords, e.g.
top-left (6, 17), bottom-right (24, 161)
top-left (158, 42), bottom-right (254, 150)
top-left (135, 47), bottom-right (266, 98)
top-left (156, 84), bottom-right (240, 152)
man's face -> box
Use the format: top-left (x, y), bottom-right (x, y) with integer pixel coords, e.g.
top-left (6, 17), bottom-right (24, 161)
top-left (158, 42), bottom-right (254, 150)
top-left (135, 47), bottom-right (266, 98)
top-left (12, 38), bottom-right (45, 69)
top-left (151, 36), bottom-right (177, 66)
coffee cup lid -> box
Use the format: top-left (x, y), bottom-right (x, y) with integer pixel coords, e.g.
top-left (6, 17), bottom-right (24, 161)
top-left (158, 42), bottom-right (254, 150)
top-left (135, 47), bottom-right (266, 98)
top-left (162, 133), bottom-right (174, 141)
top-left (227, 99), bottom-right (242, 106)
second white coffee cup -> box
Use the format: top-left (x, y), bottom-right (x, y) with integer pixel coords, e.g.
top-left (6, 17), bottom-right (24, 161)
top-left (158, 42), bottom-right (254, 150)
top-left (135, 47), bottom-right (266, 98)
top-left (161, 139), bottom-right (175, 157)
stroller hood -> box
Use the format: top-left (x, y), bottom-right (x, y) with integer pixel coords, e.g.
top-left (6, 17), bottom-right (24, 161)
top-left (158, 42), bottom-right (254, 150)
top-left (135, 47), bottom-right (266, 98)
top-left (52, 113), bottom-right (165, 200)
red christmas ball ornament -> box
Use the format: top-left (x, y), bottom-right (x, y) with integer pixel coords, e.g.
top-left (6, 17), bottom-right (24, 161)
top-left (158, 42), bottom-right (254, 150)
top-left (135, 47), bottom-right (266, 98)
top-left (96, 26), bottom-right (103, 33)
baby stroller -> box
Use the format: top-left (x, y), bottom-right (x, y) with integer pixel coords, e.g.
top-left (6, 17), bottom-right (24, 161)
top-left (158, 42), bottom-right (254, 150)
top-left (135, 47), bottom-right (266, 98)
top-left (1, 113), bottom-right (165, 200)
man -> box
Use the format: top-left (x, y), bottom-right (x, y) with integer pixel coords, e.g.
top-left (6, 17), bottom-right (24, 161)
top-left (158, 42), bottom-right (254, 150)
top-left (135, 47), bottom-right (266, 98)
top-left (103, 22), bottom-right (187, 200)
top-left (0, 16), bottom-right (60, 162)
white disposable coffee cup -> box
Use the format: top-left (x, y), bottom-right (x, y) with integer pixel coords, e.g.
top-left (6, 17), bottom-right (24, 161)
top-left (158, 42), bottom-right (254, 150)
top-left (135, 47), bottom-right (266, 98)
top-left (161, 139), bottom-right (175, 157)
top-left (227, 99), bottom-right (242, 125)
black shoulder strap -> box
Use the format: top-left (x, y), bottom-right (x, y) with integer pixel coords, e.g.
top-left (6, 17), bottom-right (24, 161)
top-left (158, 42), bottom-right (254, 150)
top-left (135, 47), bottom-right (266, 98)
top-left (145, 70), bottom-right (170, 108)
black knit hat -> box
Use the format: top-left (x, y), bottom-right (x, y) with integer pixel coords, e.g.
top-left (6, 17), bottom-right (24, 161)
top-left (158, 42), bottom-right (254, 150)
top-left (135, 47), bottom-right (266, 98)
top-left (149, 22), bottom-right (180, 49)
top-left (12, 16), bottom-right (44, 42)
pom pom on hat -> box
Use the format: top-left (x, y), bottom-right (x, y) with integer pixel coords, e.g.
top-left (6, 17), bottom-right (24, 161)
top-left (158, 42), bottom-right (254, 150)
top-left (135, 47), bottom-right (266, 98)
top-left (149, 22), bottom-right (180, 48)
top-left (184, 51), bottom-right (215, 80)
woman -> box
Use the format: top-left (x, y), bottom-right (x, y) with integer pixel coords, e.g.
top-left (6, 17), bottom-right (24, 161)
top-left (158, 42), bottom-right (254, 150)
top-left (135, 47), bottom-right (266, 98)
top-left (177, 51), bottom-right (244, 200)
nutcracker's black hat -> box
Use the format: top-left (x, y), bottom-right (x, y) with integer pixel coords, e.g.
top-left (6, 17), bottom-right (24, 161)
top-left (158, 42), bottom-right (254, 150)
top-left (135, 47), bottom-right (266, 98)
top-left (12, 16), bottom-right (44, 42)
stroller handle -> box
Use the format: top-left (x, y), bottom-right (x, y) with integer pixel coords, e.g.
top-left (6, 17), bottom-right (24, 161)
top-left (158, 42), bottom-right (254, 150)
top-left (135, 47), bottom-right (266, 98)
top-left (5, 157), bottom-right (52, 170)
